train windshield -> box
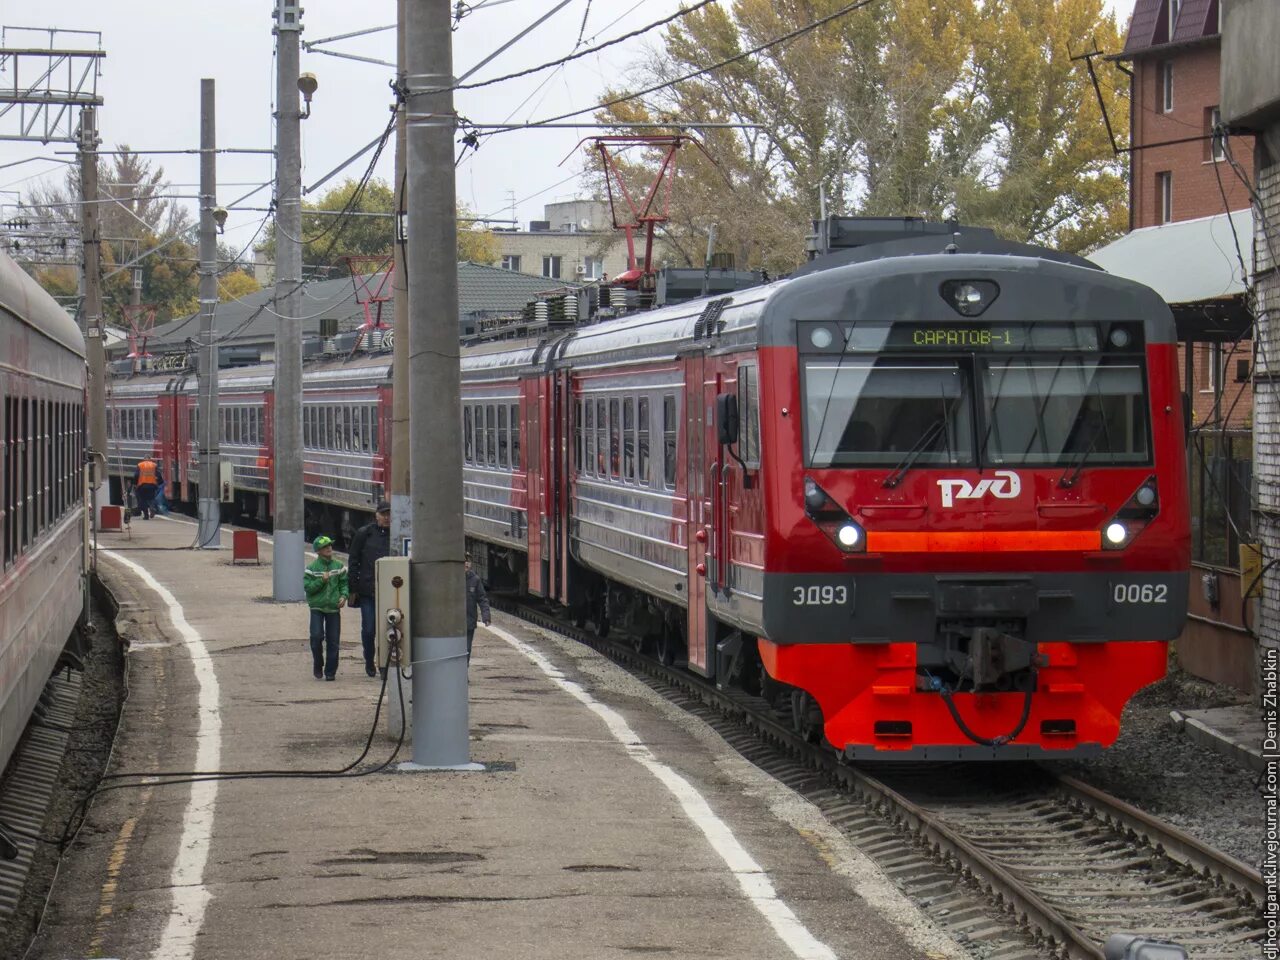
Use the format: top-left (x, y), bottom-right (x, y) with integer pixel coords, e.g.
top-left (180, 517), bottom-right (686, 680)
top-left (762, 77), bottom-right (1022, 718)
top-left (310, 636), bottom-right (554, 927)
top-left (980, 358), bottom-right (1149, 466)
top-left (804, 359), bottom-right (974, 467)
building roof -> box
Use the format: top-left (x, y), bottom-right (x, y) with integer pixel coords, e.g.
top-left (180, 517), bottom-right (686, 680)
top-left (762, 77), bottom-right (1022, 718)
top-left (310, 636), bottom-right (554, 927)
top-left (456, 260), bottom-right (578, 316)
top-left (1122, 0), bottom-right (1218, 56)
top-left (1172, 0), bottom-right (1215, 44)
top-left (135, 261), bottom-right (578, 352)
top-left (1088, 208), bottom-right (1254, 305)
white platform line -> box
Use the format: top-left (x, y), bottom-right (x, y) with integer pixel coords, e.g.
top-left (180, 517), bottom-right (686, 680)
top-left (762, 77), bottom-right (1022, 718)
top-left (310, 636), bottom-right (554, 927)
top-left (101, 549), bottom-right (221, 960)
top-left (487, 624), bottom-right (837, 960)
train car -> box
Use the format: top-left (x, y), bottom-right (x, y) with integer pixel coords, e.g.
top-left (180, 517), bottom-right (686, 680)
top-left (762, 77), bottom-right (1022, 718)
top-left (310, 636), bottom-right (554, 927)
top-left (107, 218), bottom-right (1190, 760)
top-left (462, 223), bottom-right (1190, 760)
top-left (0, 250), bottom-right (86, 775)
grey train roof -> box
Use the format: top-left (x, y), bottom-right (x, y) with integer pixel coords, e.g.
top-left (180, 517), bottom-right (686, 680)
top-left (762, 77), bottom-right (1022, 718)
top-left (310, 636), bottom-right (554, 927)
top-left (0, 251), bottom-right (86, 357)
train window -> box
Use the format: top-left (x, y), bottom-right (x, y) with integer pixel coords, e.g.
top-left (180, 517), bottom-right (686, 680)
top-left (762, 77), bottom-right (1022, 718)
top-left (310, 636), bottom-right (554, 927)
top-left (509, 404), bottom-right (520, 469)
top-left (638, 398), bottom-right (650, 485)
top-left (485, 404), bottom-right (497, 465)
top-left (980, 358), bottom-right (1150, 466)
top-left (623, 398), bottom-right (635, 481)
top-left (737, 364), bottom-right (761, 468)
top-left (497, 404), bottom-right (509, 468)
top-left (325, 407), bottom-right (335, 449)
top-left (609, 399), bottom-right (621, 480)
top-left (370, 406), bottom-right (379, 455)
top-left (663, 395), bottom-right (677, 489)
top-left (583, 400), bottom-right (594, 476)
top-left (592, 399), bottom-right (604, 476)
top-left (804, 359), bottom-right (973, 467)
top-left (464, 407), bottom-right (474, 463)
top-left (575, 400), bottom-right (584, 474)
top-left (351, 407), bottom-right (363, 453)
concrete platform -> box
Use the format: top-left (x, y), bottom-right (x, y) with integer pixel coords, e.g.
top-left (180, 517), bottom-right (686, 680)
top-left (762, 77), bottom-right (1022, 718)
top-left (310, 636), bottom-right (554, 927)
top-left (1169, 705), bottom-right (1267, 775)
top-left (24, 515), bottom-right (961, 960)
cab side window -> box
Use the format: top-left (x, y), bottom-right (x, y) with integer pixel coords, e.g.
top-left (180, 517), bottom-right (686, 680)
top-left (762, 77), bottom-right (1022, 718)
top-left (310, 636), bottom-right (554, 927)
top-left (737, 364), bottom-right (760, 468)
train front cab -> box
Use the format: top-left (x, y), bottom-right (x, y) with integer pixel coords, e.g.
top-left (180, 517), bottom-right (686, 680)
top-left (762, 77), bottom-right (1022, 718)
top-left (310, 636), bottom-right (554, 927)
top-left (753, 252), bottom-right (1190, 760)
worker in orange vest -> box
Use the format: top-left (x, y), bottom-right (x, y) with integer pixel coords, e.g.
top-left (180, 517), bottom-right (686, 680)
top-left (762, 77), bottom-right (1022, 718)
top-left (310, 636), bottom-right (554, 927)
top-left (133, 458), bottom-right (163, 520)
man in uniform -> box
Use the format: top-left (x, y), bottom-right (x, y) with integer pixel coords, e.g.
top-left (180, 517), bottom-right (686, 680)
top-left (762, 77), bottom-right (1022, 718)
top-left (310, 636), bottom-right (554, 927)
top-left (348, 501), bottom-right (391, 677)
top-left (133, 457), bottom-right (163, 519)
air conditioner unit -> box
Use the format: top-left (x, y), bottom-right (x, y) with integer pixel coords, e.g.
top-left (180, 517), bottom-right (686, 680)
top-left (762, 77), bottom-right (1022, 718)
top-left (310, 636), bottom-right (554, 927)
top-left (575, 264), bottom-right (587, 276)
top-left (579, 218), bottom-right (593, 231)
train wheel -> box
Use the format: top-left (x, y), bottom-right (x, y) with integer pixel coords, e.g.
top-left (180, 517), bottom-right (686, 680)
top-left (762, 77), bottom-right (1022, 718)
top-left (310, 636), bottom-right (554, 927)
top-left (655, 624), bottom-right (679, 666)
top-left (790, 690), bottom-right (823, 743)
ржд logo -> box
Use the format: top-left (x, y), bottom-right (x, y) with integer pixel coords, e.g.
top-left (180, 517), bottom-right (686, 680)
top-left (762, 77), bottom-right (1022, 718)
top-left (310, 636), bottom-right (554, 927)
top-left (937, 470), bottom-right (1021, 508)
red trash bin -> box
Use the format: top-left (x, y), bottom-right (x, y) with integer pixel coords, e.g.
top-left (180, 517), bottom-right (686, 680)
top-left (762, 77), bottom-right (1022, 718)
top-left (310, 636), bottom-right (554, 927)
top-left (100, 505), bottom-right (122, 531)
top-left (232, 529), bottom-right (260, 564)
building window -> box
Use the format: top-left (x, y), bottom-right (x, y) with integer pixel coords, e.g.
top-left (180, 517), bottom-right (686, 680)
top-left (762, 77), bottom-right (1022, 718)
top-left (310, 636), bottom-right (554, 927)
top-left (542, 255), bottom-right (562, 279)
top-left (581, 256), bottom-right (603, 280)
top-left (1159, 61), bottom-right (1173, 113)
top-left (501, 255), bottom-right (521, 272)
top-left (1157, 171), bottom-right (1173, 224)
top-left (1208, 106), bottom-right (1225, 162)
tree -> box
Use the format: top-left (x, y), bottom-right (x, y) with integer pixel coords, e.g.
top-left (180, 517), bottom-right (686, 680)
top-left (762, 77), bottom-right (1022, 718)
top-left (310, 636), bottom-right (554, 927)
top-left (595, 0), bottom-right (1126, 265)
top-left (258, 177), bottom-right (500, 276)
top-left (218, 270), bottom-right (262, 302)
top-left (23, 147), bottom-right (201, 321)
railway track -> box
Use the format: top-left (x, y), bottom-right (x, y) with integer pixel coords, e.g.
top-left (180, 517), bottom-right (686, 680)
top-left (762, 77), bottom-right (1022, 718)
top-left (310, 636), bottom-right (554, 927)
top-left (499, 599), bottom-right (1265, 960)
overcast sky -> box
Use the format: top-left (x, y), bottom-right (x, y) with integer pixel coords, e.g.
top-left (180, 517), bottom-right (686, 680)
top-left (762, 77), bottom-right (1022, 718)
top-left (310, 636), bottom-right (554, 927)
top-left (1, 0), bottom-right (1139, 254)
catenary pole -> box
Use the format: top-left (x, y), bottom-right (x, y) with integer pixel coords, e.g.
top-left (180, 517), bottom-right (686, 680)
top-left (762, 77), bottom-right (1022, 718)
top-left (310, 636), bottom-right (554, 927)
top-left (196, 79), bottom-right (222, 549)
top-left (404, 0), bottom-right (477, 769)
top-left (391, 0), bottom-right (410, 558)
top-left (386, 0), bottom-right (412, 739)
top-left (273, 2), bottom-right (305, 598)
top-left (79, 106), bottom-right (109, 518)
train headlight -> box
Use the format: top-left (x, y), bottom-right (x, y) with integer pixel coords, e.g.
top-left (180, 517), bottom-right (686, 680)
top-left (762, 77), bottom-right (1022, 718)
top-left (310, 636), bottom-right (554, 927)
top-left (1109, 327), bottom-right (1133, 349)
top-left (804, 477), bottom-right (829, 513)
top-left (808, 326), bottom-right (835, 349)
top-left (1102, 476), bottom-right (1161, 549)
top-left (836, 522), bottom-right (863, 550)
top-left (940, 279), bottom-right (999, 317)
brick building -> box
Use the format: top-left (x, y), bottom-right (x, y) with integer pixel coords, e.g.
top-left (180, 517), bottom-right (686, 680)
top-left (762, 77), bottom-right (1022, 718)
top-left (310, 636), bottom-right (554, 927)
top-left (1091, 0), bottom-right (1258, 690)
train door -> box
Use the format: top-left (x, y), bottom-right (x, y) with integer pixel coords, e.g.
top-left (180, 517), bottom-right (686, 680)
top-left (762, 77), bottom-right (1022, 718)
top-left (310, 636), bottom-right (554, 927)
top-left (554, 368), bottom-right (572, 605)
top-left (526, 377), bottom-right (546, 597)
top-left (684, 351), bottom-right (715, 675)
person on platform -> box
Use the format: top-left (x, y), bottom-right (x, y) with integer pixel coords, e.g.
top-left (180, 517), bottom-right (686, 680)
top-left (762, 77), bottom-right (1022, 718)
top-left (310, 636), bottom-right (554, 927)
top-left (133, 457), bottom-right (163, 520)
top-left (348, 501), bottom-right (391, 678)
top-left (304, 535), bottom-right (348, 681)
top-left (465, 553), bottom-right (491, 664)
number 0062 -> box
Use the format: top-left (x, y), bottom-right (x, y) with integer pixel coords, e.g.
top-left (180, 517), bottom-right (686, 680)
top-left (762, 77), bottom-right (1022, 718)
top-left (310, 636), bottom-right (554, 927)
top-left (792, 585), bottom-right (848, 606)
top-left (1112, 583), bottom-right (1168, 604)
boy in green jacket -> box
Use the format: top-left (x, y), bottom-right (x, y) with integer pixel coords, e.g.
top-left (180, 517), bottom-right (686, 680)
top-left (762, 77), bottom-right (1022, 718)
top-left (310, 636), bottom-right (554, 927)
top-left (304, 535), bottom-right (348, 680)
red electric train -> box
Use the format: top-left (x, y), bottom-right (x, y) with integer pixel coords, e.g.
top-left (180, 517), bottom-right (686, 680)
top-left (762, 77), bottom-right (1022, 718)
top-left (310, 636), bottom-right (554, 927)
top-left (109, 220), bottom-right (1190, 759)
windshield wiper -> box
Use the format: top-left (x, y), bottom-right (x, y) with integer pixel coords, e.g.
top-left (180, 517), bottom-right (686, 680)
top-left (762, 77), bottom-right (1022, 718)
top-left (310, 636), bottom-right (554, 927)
top-left (1059, 375), bottom-right (1116, 488)
top-left (884, 404), bottom-right (956, 488)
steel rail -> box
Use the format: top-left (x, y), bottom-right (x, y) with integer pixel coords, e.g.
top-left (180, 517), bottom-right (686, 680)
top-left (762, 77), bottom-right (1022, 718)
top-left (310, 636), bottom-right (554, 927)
top-left (499, 597), bottom-right (1261, 960)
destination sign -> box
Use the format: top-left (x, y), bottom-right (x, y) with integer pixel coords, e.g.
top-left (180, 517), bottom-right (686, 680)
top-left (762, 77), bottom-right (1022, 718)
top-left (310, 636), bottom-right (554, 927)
top-left (801, 321), bottom-right (1115, 354)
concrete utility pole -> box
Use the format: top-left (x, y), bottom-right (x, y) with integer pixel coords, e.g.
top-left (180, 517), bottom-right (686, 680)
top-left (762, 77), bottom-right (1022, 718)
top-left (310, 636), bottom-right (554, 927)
top-left (79, 106), bottom-right (109, 516)
top-left (404, 0), bottom-right (477, 769)
top-left (390, 0), bottom-right (411, 558)
top-left (273, 1), bottom-right (305, 600)
top-left (196, 79), bottom-right (222, 549)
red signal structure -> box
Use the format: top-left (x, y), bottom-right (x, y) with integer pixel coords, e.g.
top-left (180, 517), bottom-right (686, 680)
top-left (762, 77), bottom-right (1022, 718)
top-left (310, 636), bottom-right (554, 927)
top-left (343, 254), bottom-right (394, 355)
top-left (591, 134), bottom-right (709, 301)
top-left (122, 303), bottom-right (158, 372)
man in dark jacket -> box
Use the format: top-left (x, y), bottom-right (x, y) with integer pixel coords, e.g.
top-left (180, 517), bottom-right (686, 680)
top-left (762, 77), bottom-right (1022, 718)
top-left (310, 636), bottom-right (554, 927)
top-left (465, 552), bottom-right (491, 664)
top-left (347, 501), bottom-right (391, 677)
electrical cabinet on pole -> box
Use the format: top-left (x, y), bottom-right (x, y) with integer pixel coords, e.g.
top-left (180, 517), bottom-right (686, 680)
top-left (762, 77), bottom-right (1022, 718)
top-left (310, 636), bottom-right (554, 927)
top-left (403, 0), bottom-right (479, 769)
top-left (273, 1), bottom-right (305, 599)
top-left (78, 106), bottom-right (109, 518)
top-left (196, 78), bottom-right (222, 549)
